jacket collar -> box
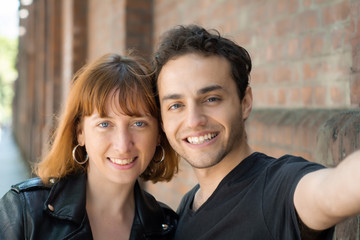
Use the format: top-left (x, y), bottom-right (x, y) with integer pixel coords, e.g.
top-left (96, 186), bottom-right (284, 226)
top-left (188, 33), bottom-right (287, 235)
top-left (44, 173), bottom-right (175, 238)
top-left (44, 173), bottom-right (87, 224)
top-left (132, 181), bottom-right (176, 238)
top-left (133, 181), bottom-right (165, 234)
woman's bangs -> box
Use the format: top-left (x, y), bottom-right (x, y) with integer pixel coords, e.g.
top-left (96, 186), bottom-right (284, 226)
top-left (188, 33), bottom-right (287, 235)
top-left (114, 85), bottom-right (155, 117)
top-left (86, 77), bottom-right (115, 118)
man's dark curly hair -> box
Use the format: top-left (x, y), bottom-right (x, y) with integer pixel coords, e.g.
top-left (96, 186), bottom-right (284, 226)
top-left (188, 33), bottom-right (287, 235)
top-left (153, 24), bottom-right (252, 101)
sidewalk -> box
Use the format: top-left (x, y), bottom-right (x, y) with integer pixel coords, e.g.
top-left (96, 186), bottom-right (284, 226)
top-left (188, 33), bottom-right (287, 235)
top-left (0, 126), bottom-right (31, 198)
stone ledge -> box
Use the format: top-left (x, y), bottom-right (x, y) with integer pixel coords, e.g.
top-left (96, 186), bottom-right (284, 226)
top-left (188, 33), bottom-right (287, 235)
top-left (247, 108), bottom-right (360, 166)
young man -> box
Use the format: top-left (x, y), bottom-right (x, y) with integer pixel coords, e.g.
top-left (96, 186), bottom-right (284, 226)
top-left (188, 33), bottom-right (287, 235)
top-left (154, 25), bottom-right (360, 239)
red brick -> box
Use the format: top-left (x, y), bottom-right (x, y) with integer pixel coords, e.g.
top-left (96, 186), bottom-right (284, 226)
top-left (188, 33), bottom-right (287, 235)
top-left (252, 89), bottom-right (266, 106)
top-left (323, 1), bottom-right (350, 25)
top-left (235, 29), bottom-right (253, 46)
top-left (278, 88), bottom-right (286, 105)
top-left (289, 88), bottom-right (301, 104)
top-left (266, 44), bottom-right (276, 61)
top-left (301, 35), bottom-right (313, 56)
top-left (303, 0), bottom-right (312, 8)
top-left (251, 3), bottom-right (268, 24)
top-left (302, 86), bottom-right (313, 106)
top-left (267, 89), bottom-right (276, 106)
top-left (331, 28), bottom-right (344, 50)
top-left (303, 63), bottom-right (318, 80)
top-left (252, 67), bottom-right (269, 84)
top-left (296, 10), bottom-right (319, 32)
top-left (287, 38), bottom-right (299, 58)
top-left (351, 76), bottom-right (360, 106)
top-left (312, 34), bottom-right (324, 54)
top-left (274, 0), bottom-right (298, 16)
top-left (330, 86), bottom-right (344, 104)
top-left (273, 64), bottom-right (293, 82)
top-left (275, 17), bottom-right (294, 37)
top-left (315, 86), bottom-right (326, 105)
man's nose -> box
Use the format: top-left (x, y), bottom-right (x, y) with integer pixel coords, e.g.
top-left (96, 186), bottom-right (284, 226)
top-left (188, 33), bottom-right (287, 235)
top-left (185, 104), bottom-right (207, 129)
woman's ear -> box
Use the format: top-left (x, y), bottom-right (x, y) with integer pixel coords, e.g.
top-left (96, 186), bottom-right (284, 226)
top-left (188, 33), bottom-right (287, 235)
top-left (242, 86), bottom-right (253, 121)
top-left (76, 120), bottom-right (85, 146)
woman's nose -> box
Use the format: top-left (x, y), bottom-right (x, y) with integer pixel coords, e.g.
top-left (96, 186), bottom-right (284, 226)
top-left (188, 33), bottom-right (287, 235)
top-left (112, 128), bottom-right (133, 153)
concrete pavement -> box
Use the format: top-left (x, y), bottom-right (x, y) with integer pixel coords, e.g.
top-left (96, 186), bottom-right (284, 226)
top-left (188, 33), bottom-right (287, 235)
top-left (0, 126), bottom-right (31, 198)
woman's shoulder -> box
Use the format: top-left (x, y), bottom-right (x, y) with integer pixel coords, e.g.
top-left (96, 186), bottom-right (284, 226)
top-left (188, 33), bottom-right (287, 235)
top-left (8, 177), bottom-right (60, 196)
top-left (0, 177), bottom-right (54, 229)
top-left (10, 177), bottom-right (53, 193)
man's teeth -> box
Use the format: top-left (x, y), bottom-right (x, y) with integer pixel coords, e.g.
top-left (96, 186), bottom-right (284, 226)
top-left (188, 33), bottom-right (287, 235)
top-left (109, 158), bottom-right (135, 165)
top-left (187, 133), bottom-right (217, 144)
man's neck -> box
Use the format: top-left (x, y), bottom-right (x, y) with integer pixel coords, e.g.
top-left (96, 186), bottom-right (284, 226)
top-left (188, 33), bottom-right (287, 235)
top-left (192, 145), bottom-right (253, 211)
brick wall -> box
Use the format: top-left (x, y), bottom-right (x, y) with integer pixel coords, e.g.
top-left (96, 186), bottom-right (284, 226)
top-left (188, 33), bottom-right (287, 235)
top-left (88, 0), bottom-right (153, 61)
top-left (88, 0), bottom-right (127, 61)
top-left (13, 0), bottom-right (360, 238)
top-left (14, 0), bottom-right (89, 164)
top-left (153, 0), bottom-right (359, 109)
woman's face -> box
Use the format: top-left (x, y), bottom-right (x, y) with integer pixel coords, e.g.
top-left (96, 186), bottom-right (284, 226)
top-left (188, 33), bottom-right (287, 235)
top-left (77, 90), bottom-right (159, 185)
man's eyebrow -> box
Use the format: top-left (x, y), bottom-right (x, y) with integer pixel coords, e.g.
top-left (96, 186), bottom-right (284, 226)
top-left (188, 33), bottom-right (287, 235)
top-left (197, 85), bottom-right (224, 95)
top-left (161, 85), bottom-right (224, 102)
top-left (161, 94), bottom-right (184, 102)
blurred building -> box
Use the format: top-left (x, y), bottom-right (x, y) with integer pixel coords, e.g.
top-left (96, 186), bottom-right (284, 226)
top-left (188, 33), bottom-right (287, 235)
top-left (13, 0), bottom-right (360, 238)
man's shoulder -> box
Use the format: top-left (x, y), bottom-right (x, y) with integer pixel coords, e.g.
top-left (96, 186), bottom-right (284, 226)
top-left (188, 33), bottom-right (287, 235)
top-left (252, 152), bottom-right (324, 170)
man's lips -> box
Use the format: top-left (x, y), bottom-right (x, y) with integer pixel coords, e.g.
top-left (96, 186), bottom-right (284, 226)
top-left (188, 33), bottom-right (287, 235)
top-left (107, 157), bottom-right (137, 165)
top-left (185, 132), bottom-right (218, 145)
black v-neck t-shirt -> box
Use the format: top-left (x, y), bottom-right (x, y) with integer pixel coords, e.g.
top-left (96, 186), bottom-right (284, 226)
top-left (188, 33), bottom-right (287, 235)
top-left (174, 152), bottom-right (334, 240)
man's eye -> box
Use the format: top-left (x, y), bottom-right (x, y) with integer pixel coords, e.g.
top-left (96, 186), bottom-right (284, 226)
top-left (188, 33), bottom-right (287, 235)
top-left (99, 122), bottom-right (109, 128)
top-left (206, 97), bottom-right (219, 102)
top-left (169, 103), bottom-right (182, 110)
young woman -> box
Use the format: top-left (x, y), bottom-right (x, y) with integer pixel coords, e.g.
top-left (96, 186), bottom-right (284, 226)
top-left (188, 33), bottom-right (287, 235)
top-left (0, 53), bottom-right (178, 239)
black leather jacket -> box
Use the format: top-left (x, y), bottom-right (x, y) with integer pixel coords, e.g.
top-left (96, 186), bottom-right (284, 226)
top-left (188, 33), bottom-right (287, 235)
top-left (0, 173), bottom-right (177, 239)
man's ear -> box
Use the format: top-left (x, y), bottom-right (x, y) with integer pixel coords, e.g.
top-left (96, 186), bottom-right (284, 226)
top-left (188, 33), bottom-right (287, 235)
top-left (242, 86), bottom-right (253, 120)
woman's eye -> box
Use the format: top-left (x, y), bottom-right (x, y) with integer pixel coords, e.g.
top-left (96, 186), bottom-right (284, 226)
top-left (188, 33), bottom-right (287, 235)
top-left (99, 122), bottom-right (109, 128)
top-left (134, 121), bottom-right (145, 127)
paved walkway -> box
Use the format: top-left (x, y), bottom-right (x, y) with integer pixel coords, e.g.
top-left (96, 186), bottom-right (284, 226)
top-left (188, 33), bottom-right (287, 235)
top-left (0, 126), bottom-right (31, 198)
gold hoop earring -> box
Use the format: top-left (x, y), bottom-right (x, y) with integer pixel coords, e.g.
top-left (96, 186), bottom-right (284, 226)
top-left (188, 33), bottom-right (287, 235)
top-left (154, 145), bottom-right (165, 163)
top-left (72, 144), bottom-right (89, 165)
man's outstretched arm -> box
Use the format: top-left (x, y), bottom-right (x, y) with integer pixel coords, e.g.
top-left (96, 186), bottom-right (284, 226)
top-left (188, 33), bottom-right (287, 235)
top-left (294, 149), bottom-right (360, 230)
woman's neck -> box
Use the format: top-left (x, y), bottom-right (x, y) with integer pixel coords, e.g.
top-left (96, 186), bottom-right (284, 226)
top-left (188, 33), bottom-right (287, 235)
top-left (85, 169), bottom-right (136, 240)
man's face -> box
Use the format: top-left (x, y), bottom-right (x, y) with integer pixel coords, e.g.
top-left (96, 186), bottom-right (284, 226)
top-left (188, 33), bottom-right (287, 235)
top-left (157, 53), bottom-right (252, 169)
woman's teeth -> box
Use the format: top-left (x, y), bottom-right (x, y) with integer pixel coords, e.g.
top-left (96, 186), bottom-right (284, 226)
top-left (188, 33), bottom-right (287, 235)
top-left (109, 157), bottom-right (135, 165)
top-left (187, 133), bottom-right (217, 144)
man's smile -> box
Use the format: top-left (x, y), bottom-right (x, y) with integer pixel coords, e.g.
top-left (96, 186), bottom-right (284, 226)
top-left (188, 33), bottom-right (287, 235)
top-left (185, 132), bottom-right (219, 145)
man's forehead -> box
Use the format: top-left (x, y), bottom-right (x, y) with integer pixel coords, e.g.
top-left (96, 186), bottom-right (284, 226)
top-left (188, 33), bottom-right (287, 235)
top-left (157, 53), bottom-right (232, 97)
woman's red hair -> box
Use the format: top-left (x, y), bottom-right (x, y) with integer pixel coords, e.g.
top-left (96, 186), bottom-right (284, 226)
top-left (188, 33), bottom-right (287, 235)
top-left (35, 53), bottom-right (178, 183)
